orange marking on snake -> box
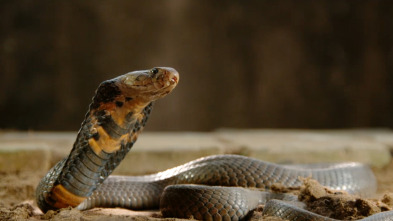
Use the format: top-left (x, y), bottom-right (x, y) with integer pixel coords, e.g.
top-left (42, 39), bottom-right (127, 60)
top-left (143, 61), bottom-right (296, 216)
top-left (51, 184), bottom-right (86, 208)
top-left (89, 126), bottom-right (128, 153)
top-left (110, 99), bottom-right (146, 127)
top-left (88, 138), bottom-right (102, 155)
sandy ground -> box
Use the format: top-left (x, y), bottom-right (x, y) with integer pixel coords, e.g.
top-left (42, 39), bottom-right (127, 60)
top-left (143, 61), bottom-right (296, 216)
top-left (1, 161), bottom-right (393, 221)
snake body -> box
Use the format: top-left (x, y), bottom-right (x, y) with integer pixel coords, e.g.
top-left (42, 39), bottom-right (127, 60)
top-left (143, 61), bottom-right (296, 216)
top-left (36, 68), bottom-right (388, 221)
top-left (76, 155), bottom-right (376, 209)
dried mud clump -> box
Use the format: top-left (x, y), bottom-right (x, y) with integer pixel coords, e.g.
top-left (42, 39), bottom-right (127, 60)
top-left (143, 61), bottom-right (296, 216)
top-left (299, 178), bottom-right (390, 220)
top-left (248, 205), bottom-right (287, 221)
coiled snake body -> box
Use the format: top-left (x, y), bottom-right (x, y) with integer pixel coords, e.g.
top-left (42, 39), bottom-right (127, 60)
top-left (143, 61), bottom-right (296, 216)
top-left (36, 67), bottom-right (391, 220)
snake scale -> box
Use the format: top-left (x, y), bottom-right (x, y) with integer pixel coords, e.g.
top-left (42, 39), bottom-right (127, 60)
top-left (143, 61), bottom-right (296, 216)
top-left (36, 67), bottom-right (392, 221)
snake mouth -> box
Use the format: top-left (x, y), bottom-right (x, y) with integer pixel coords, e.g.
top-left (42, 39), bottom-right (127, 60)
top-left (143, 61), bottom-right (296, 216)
top-left (150, 68), bottom-right (179, 90)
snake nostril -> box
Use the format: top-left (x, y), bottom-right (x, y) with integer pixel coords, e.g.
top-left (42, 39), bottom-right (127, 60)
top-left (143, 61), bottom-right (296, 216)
top-left (171, 76), bottom-right (178, 84)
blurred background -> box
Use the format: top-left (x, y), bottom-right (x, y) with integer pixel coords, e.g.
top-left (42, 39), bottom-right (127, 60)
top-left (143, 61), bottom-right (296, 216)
top-left (0, 1), bottom-right (392, 131)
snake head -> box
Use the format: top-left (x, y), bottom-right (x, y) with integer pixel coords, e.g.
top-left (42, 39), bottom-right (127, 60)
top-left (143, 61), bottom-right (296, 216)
top-left (119, 67), bottom-right (179, 102)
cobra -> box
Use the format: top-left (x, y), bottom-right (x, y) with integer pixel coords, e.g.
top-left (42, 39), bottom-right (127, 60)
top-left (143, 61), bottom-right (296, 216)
top-left (36, 67), bottom-right (179, 211)
top-left (36, 68), bottom-right (391, 221)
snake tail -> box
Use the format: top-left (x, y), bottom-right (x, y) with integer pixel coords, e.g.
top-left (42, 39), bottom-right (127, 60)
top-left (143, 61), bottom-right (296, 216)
top-left (36, 67), bottom-right (179, 212)
top-left (263, 199), bottom-right (393, 221)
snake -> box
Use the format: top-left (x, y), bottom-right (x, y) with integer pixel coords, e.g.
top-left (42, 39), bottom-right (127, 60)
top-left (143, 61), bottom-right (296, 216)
top-left (35, 67), bottom-right (391, 221)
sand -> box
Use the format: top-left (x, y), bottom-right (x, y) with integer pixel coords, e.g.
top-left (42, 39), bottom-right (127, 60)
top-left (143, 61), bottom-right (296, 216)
top-left (1, 161), bottom-right (393, 221)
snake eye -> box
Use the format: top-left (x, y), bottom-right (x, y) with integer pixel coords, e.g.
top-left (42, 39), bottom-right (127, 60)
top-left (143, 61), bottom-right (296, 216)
top-left (151, 68), bottom-right (159, 75)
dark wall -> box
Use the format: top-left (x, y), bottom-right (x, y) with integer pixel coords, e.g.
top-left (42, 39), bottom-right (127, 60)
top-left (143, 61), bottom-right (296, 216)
top-left (0, 1), bottom-right (392, 131)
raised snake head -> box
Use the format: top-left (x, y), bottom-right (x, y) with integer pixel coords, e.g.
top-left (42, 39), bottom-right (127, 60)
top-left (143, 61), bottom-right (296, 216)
top-left (118, 67), bottom-right (179, 102)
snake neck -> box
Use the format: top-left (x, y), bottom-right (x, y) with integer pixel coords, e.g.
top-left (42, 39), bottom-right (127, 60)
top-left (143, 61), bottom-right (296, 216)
top-left (80, 80), bottom-right (154, 155)
top-left (48, 80), bottom-right (154, 209)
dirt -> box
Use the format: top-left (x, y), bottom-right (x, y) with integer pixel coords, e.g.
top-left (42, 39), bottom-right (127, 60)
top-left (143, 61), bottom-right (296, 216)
top-left (1, 162), bottom-right (393, 221)
top-left (298, 178), bottom-right (390, 219)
